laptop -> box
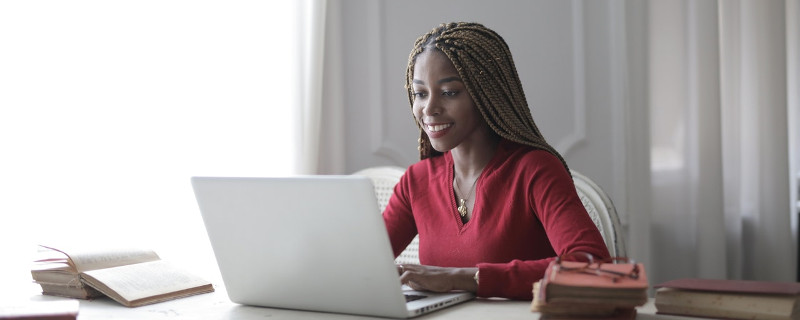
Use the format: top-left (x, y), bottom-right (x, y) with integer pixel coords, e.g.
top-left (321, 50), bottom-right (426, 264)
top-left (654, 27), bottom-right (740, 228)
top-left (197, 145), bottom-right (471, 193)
top-left (191, 176), bottom-right (474, 318)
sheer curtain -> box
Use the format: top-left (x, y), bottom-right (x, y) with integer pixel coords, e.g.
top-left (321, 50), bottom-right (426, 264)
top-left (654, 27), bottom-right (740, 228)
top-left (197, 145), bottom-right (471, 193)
top-left (648, 0), bottom-right (796, 284)
top-left (0, 0), bottom-right (325, 292)
top-left (298, 0), bottom-right (329, 174)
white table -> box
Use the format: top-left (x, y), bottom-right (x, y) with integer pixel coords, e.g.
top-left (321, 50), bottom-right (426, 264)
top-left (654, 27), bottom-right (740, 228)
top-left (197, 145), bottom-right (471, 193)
top-left (19, 284), bottom-right (692, 320)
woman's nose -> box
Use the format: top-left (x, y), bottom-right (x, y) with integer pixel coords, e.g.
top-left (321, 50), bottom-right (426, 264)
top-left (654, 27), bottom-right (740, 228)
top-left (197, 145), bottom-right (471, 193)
top-left (422, 97), bottom-right (442, 116)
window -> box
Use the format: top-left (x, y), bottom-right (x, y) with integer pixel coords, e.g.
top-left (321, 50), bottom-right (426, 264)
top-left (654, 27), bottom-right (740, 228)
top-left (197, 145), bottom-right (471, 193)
top-left (0, 1), bottom-right (303, 280)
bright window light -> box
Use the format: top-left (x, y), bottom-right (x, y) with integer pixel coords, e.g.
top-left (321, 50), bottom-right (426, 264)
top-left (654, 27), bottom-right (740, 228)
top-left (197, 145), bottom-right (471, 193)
top-left (0, 0), bottom-right (300, 285)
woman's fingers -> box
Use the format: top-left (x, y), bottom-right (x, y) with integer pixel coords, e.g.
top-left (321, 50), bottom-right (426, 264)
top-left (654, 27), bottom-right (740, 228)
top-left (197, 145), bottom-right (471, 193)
top-left (398, 265), bottom-right (452, 292)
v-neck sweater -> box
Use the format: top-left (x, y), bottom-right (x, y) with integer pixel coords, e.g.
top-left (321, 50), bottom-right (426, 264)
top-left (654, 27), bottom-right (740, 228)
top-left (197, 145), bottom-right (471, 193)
top-left (382, 139), bottom-right (610, 300)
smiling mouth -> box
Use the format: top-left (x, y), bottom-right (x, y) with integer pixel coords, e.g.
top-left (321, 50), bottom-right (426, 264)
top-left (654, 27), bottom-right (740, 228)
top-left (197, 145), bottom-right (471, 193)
top-left (426, 123), bottom-right (452, 132)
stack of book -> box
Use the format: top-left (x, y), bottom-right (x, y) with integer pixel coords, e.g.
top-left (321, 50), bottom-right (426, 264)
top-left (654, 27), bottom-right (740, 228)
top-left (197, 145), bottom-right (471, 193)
top-left (531, 259), bottom-right (648, 319)
top-left (30, 245), bottom-right (214, 307)
top-left (31, 246), bottom-right (111, 300)
top-left (655, 278), bottom-right (800, 320)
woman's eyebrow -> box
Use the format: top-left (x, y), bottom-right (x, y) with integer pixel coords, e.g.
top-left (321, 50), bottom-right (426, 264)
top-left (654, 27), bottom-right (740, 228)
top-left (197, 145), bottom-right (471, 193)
top-left (437, 76), bottom-right (462, 84)
top-left (412, 76), bottom-right (463, 85)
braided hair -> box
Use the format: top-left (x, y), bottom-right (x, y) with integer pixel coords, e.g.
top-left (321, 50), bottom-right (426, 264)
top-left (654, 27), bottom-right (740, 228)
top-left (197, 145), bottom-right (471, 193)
top-left (405, 22), bottom-right (569, 172)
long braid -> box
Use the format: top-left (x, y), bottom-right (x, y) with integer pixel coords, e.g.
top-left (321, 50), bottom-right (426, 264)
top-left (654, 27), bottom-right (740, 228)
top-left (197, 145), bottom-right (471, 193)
top-left (405, 22), bottom-right (569, 173)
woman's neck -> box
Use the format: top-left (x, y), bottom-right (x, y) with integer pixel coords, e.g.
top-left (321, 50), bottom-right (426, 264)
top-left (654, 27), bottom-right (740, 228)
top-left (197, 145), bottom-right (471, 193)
top-left (450, 133), bottom-right (501, 178)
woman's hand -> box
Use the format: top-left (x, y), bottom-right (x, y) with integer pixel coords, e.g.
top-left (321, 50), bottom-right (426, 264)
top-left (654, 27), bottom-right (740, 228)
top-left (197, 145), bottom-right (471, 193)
top-left (397, 264), bottom-right (478, 293)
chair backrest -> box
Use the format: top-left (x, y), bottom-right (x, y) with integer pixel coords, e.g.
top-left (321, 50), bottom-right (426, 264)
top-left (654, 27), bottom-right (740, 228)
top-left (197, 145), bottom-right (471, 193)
top-left (352, 166), bottom-right (420, 264)
top-left (353, 166), bottom-right (626, 264)
top-left (352, 166), bottom-right (406, 212)
top-left (570, 170), bottom-right (627, 257)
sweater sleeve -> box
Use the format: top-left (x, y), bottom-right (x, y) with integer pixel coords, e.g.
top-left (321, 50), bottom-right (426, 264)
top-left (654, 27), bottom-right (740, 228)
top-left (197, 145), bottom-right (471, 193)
top-left (476, 154), bottom-right (610, 300)
top-left (382, 172), bottom-right (418, 258)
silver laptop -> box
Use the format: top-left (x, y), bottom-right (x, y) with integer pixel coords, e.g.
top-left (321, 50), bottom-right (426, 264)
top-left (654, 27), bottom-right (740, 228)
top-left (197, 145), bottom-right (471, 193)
top-left (191, 176), bottom-right (474, 318)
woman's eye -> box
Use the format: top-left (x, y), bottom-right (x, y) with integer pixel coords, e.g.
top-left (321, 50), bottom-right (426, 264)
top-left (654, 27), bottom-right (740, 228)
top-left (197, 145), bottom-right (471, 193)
top-left (442, 90), bottom-right (458, 97)
top-left (413, 92), bottom-right (428, 98)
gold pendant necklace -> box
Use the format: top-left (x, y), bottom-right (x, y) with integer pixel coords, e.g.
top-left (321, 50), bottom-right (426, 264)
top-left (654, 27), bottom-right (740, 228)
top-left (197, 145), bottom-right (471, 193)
top-left (455, 174), bottom-right (480, 217)
top-left (458, 199), bottom-right (468, 216)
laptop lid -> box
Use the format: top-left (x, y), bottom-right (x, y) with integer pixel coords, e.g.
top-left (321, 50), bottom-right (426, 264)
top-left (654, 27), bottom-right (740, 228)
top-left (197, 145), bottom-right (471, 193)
top-left (191, 176), bottom-right (472, 318)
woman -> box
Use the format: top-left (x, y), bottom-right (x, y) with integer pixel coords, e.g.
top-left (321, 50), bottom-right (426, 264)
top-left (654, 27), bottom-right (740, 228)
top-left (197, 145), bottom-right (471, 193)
top-left (382, 22), bottom-right (610, 300)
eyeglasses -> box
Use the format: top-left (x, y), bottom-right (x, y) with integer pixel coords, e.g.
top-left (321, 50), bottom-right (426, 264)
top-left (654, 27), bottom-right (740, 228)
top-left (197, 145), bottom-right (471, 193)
top-left (553, 252), bottom-right (640, 282)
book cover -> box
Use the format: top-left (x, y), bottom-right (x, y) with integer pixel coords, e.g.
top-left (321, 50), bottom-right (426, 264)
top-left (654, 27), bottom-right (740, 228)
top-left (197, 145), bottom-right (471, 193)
top-left (0, 300), bottom-right (79, 320)
top-left (655, 278), bottom-right (800, 295)
top-left (532, 259), bottom-right (649, 318)
top-left (654, 278), bottom-right (800, 320)
top-left (545, 260), bottom-right (648, 289)
top-left (540, 260), bottom-right (648, 306)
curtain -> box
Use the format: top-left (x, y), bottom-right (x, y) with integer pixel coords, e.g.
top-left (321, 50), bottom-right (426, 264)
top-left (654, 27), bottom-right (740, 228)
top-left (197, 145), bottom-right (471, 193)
top-left (648, 0), bottom-right (796, 285)
top-left (297, 0), bottom-right (329, 174)
top-left (787, 0), bottom-right (800, 280)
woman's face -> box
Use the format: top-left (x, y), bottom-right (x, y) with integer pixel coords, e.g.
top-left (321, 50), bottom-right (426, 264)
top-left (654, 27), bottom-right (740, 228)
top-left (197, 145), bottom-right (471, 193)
top-left (411, 50), bottom-right (486, 153)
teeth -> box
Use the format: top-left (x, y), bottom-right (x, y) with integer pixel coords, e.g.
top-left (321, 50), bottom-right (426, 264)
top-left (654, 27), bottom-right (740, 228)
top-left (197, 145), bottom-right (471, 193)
top-left (427, 124), bottom-right (452, 132)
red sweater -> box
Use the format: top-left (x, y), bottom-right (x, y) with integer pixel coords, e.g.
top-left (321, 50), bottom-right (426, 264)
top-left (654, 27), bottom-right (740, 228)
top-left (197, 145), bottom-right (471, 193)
top-left (383, 139), bottom-right (609, 300)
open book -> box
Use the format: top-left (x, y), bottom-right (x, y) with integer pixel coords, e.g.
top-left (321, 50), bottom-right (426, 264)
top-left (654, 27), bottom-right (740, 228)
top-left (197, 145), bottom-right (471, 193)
top-left (31, 245), bottom-right (214, 307)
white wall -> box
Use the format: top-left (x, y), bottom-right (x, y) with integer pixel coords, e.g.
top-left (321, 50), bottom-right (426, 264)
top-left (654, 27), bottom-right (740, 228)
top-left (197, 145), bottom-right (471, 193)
top-left (323, 0), bottom-right (800, 285)
top-left (322, 0), bottom-right (651, 272)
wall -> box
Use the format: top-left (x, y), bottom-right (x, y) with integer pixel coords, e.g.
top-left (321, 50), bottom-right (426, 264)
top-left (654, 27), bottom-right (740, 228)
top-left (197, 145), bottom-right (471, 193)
top-left (322, 0), bottom-right (651, 269)
top-left (322, 0), bottom-right (800, 285)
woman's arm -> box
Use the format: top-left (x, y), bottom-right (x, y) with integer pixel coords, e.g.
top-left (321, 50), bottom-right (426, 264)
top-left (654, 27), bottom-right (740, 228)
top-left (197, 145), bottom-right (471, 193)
top-left (477, 155), bottom-right (610, 300)
top-left (398, 264), bottom-right (479, 293)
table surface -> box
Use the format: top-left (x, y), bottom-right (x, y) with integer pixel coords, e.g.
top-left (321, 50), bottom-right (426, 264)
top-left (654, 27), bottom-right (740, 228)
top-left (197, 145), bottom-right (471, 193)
top-left (13, 283), bottom-right (695, 320)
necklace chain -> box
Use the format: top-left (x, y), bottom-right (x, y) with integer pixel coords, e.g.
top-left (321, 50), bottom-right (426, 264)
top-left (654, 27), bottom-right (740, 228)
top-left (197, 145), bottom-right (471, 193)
top-left (454, 173), bottom-right (480, 217)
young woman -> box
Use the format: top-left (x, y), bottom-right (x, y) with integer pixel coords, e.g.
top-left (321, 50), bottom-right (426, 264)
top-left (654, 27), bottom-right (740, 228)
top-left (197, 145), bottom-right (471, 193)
top-left (382, 22), bottom-right (610, 300)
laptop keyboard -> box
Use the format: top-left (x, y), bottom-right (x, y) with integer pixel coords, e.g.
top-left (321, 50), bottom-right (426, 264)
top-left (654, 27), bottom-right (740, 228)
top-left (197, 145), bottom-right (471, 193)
top-left (404, 294), bottom-right (427, 302)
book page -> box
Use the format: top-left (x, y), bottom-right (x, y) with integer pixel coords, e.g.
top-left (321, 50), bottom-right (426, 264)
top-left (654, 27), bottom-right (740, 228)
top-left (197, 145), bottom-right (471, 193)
top-left (80, 260), bottom-right (213, 306)
top-left (34, 245), bottom-right (71, 264)
top-left (39, 245), bottom-right (160, 272)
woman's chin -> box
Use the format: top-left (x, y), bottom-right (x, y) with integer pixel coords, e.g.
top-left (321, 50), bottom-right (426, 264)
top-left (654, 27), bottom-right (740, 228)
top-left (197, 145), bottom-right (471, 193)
top-left (429, 142), bottom-right (453, 153)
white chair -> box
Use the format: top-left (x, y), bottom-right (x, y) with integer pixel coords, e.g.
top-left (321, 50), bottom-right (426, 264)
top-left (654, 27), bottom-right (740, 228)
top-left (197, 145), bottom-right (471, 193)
top-left (353, 166), bottom-right (626, 265)
top-left (352, 166), bottom-right (406, 212)
top-left (570, 170), bottom-right (627, 258)
top-left (352, 166), bottom-right (420, 264)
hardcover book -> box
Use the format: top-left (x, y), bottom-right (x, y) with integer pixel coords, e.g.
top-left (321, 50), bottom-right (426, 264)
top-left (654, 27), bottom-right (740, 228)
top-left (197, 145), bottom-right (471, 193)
top-left (532, 259), bottom-right (648, 319)
top-left (0, 300), bottom-right (79, 320)
top-left (655, 278), bottom-right (800, 320)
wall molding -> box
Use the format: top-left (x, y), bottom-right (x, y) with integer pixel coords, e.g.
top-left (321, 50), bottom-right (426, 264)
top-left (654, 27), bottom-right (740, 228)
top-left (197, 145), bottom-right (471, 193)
top-left (553, 0), bottom-right (587, 157)
top-left (609, 0), bottom-right (629, 225)
top-left (366, 1), bottom-right (412, 165)
top-left (368, 0), bottom-right (589, 164)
